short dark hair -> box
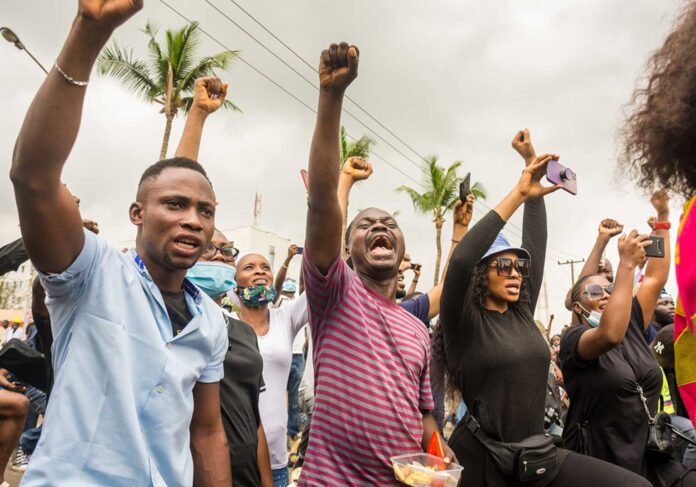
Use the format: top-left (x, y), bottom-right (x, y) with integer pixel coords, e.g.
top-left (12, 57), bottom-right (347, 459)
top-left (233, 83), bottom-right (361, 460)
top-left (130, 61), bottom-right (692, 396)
top-left (137, 157), bottom-right (212, 201)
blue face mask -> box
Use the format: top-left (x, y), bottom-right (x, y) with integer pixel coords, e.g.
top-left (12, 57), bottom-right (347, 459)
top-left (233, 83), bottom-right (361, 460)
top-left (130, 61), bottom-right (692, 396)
top-left (237, 285), bottom-right (277, 308)
top-left (187, 262), bottom-right (237, 300)
top-left (578, 304), bottom-right (602, 328)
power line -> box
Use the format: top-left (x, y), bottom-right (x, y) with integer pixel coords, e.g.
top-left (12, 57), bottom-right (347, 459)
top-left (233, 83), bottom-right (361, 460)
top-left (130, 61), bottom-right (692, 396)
top-left (203, 0), bottom-right (427, 173)
top-left (158, 0), bottom-right (426, 190)
top-left (160, 0), bottom-right (581, 263)
top-left (222, 0), bottom-right (432, 164)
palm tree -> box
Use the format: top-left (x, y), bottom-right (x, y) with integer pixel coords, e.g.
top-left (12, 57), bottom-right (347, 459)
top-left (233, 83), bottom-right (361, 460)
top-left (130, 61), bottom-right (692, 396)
top-left (97, 21), bottom-right (239, 160)
top-left (340, 126), bottom-right (375, 168)
top-left (340, 126), bottom-right (376, 256)
top-left (397, 156), bottom-right (487, 285)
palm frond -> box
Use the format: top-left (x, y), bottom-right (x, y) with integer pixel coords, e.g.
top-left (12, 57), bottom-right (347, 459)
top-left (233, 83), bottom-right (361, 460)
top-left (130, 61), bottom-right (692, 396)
top-left (340, 126), bottom-right (349, 168)
top-left (169, 22), bottom-right (202, 77)
top-left (471, 181), bottom-right (488, 200)
top-left (396, 185), bottom-right (436, 214)
top-left (143, 21), bottom-right (167, 85)
top-left (342, 133), bottom-right (376, 162)
top-left (97, 41), bottom-right (160, 101)
top-left (177, 51), bottom-right (237, 95)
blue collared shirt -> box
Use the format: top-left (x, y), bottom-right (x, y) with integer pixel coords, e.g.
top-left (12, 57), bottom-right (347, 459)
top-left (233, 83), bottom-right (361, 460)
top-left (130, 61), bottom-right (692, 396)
top-left (22, 230), bottom-right (228, 487)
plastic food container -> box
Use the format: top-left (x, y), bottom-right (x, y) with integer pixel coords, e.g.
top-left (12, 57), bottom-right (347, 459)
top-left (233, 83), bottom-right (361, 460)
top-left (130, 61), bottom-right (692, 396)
top-left (390, 453), bottom-right (463, 487)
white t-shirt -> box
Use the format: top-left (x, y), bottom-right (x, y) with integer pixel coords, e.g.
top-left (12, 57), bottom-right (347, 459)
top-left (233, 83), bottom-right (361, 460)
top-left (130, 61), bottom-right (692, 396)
top-left (274, 296), bottom-right (307, 355)
top-left (236, 292), bottom-right (308, 469)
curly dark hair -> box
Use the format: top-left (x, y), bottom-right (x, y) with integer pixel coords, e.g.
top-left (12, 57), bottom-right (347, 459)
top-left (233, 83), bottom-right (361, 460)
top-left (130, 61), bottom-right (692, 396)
top-left (430, 258), bottom-right (531, 398)
top-left (622, 1), bottom-right (696, 197)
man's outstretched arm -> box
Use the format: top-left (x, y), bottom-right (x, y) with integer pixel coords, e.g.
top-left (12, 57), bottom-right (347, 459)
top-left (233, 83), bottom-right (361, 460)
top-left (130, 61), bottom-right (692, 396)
top-left (305, 43), bottom-right (359, 274)
top-left (10, 1), bottom-right (143, 274)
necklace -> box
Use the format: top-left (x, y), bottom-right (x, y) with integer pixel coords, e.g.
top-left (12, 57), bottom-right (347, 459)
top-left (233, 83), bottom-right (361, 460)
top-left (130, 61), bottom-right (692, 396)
top-left (240, 308), bottom-right (270, 336)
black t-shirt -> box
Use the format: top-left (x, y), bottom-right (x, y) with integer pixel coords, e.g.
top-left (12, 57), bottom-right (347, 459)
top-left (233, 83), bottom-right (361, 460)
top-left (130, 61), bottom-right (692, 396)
top-left (161, 289), bottom-right (192, 336)
top-left (560, 297), bottom-right (661, 476)
top-left (220, 316), bottom-right (265, 487)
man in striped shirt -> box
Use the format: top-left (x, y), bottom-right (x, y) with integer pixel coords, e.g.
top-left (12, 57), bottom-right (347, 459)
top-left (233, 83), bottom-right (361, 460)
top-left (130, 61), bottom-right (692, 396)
top-left (300, 42), bottom-right (453, 486)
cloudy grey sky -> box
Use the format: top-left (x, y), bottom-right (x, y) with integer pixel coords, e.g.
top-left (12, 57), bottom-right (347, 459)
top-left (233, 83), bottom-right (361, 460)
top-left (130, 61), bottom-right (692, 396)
top-left (0, 0), bottom-right (685, 331)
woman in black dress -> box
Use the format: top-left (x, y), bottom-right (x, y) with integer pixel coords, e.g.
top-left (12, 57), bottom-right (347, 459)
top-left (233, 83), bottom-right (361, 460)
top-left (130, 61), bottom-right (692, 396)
top-left (561, 192), bottom-right (695, 486)
top-left (438, 130), bottom-right (650, 486)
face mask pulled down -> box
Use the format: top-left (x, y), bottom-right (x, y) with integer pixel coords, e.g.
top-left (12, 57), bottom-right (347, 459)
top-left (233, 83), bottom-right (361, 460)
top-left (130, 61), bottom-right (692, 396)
top-left (577, 303), bottom-right (602, 328)
top-left (237, 285), bottom-right (277, 308)
top-left (186, 262), bottom-right (237, 300)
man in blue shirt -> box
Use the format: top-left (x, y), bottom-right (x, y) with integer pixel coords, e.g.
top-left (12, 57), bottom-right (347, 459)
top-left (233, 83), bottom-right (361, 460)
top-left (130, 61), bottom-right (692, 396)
top-left (9, 1), bottom-right (232, 485)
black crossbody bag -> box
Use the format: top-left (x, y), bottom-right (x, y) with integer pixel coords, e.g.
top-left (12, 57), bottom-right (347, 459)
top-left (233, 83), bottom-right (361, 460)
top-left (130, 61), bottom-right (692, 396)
top-left (463, 411), bottom-right (557, 482)
top-left (623, 349), bottom-right (696, 461)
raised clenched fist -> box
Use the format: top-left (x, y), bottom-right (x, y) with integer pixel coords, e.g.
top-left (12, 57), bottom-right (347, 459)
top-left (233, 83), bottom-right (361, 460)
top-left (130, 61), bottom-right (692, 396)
top-left (511, 128), bottom-right (536, 165)
top-left (192, 77), bottom-right (228, 114)
top-left (598, 218), bottom-right (623, 239)
top-left (650, 190), bottom-right (670, 215)
top-left (342, 157), bottom-right (373, 182)
top-left (78, 0), bottom-right (143, 29)
top-left (319, 42), bottom-right (359, 94)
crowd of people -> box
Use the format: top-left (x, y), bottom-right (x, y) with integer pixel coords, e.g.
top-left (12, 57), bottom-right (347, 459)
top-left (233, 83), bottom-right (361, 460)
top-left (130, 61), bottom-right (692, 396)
top-left (2, 0), bottom-right (696, 486)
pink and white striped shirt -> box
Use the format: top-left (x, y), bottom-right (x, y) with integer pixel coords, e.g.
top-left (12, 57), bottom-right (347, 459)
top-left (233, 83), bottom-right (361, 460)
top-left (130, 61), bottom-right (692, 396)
top-left (299, 255), bottom-right (433, 487)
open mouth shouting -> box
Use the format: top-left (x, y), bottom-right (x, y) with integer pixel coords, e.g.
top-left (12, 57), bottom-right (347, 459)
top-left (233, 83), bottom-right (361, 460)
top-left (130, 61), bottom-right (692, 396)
top-left (368, 233), bottom-right (395, 258)
top-left (504, 281), bottom-right (521, 296)
top-left (172, 235), bottom-right (202, 257)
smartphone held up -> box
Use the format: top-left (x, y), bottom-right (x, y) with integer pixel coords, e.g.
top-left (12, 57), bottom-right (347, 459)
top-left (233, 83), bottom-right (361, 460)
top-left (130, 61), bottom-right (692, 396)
top-left (546, 159), bottom-right (577, 195)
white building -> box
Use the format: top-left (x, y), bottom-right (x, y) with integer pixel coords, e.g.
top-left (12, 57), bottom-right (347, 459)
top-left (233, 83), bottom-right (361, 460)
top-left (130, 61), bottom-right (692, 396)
top-left (0, 260), bottom-right (35, 316)
top-left (223, 225), bottom-right (302, 283)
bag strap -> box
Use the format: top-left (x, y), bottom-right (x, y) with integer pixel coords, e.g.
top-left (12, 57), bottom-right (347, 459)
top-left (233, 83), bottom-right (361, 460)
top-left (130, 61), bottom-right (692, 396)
top-left (463, 411), bottom-right (497, 447)
top-left (620, 345), bottom-right (656, 425)
top-left (664, 423), bottom-right (696, 447)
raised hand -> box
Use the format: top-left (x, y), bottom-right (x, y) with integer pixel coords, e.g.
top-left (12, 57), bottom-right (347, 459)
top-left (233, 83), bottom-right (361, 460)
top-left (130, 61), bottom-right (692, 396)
top-left (598, 218), bottom-right (623, 239)
top-left (78, 0), bottom-right (143, 30)
top-left (515, 154), bottom-right (562, 201)
top-left (511, 128), bottom-right (536, 165)
top-left (618, 230), bottom-right (650, 268)
top-left (319, 42), bottom-right (359, 94)
top-left (453, 194), bottom-right (474, 228)
top-left (650, 190), bottom-right (670, 217)
top-left (286, 244), bottom-right (299, 261)
top-left (191, 77), bottom-right (228, 115)
top-left (342, 156), bottom-right (373, 182)
top-left (82, 219), bottom-right (100, 235)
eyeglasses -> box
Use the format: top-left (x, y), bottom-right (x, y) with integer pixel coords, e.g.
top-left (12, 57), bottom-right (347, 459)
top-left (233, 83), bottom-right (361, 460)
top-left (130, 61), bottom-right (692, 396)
top-left (583, 283), bottom-right (614, 300)
top-left (488, 257), bottom-right (530, 277)
top-left (202, 243), bottom-right (239, 261)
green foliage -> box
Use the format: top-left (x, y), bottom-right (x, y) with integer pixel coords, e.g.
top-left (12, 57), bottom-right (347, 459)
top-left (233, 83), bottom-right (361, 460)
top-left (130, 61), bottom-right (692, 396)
top-left (340, 126), bottom-right (376, 168)
top-left (97, 21), bottom-right (240, 115)
top-left (397, 156), bottom-right (487, 216)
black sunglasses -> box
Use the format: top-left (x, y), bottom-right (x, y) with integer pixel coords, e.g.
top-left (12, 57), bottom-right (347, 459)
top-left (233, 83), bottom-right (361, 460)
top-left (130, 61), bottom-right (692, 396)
top-left (203, 243), bottom-right (240, 260)
top-left (583, 283), bottom-right (614, 300)
top-left (489, 257), bottom-right (530, 277)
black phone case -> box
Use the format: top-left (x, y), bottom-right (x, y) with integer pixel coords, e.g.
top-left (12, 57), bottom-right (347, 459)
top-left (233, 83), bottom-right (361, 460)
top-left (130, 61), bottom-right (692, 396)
top-left (645, 236), bottom-right (665, 258)
top-left (460, 174), bottom-right (471, 202)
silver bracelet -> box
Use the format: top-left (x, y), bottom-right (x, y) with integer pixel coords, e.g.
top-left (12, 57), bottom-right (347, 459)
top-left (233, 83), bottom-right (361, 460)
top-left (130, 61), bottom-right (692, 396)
top-left (54, 61), bottom-right (89, 87)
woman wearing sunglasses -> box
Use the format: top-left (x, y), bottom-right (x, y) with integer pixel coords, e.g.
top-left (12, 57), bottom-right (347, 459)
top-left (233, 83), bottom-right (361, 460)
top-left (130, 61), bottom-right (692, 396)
top-left (439, 130), bottom-right (650, 486)
top-left (560, 193), bottom-right (695, 485)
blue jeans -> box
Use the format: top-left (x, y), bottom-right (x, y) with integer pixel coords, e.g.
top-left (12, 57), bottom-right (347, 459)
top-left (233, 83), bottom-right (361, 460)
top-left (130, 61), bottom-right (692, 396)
top-left (272, 466), bottom-right (288, 487)
top-left (287, 354), bottom-right (304, 438)
top-left (20, 424), bottom-right (42, 454)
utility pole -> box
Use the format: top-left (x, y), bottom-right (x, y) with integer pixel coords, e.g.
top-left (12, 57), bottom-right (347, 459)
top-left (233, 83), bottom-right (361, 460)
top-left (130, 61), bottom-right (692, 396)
top-left (558, 258), bottom-right (585, 286)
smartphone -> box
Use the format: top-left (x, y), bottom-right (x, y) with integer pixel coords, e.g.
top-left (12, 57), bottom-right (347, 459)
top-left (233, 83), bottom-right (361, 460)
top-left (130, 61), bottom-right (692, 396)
top-left (411, 263), bottom-right (422, 272)
top-left (645, 236), bottom-right (665, 258)
top-left (546, 160), bottom-right (577, 195)
top-left (459, 173), bottom-right (471, 202)
top-left (296, 246), bottom-right (304, 255)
